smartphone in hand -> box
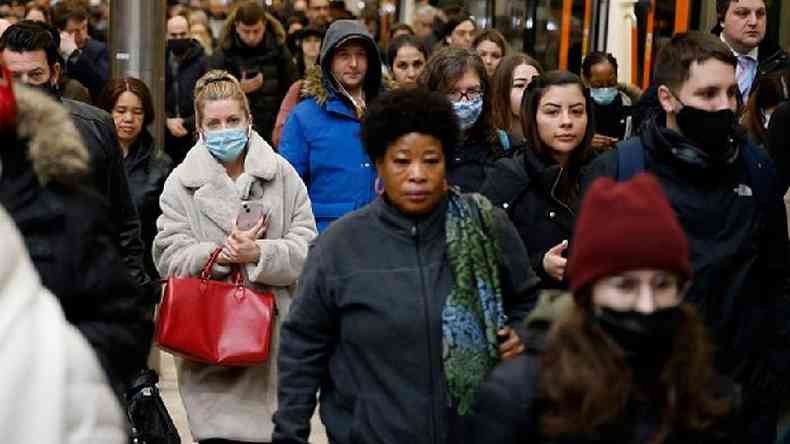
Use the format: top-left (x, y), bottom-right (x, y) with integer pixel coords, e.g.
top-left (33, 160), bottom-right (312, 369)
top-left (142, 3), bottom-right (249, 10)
top-left (236, 201), bottom-right (267, 231)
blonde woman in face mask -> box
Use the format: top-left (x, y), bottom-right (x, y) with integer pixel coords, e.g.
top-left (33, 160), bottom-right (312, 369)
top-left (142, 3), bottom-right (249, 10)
top-left (153, 70), bottom-right (317, 444)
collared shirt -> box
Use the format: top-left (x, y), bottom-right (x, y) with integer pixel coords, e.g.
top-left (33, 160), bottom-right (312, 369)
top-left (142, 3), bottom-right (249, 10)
top-left (721, 33), bottom-right (759, 101)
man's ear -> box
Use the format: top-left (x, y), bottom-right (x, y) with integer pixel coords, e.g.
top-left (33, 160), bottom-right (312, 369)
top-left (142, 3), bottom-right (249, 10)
top-left (50, 61), bottom-right (61, 86)
top-left (656, 85), bottom-right (677, 114)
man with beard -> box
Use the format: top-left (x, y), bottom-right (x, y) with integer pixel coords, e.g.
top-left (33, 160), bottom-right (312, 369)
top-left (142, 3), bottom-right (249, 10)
top-left (165, 14), bottom-right (207, 165)
top-left (583, 31), bottom-right (790, 444)
top-left (208, 0), bottom-right (295, 143)
top-left (0, 20), bottom-right (153, 302)
top-left (279, 20), bottom-right (387, 231)
top-left (306, 0), bottom-right (331, 28)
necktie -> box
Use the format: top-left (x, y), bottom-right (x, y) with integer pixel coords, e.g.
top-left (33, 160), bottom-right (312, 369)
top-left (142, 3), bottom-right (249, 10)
top-left (737, 55), bottom-right (757, 101)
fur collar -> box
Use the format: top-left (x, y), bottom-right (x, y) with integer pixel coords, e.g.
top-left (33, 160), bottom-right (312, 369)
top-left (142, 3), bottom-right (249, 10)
top-left (174, 130), bottom-right (279, 188)
top-left (14, 86), bottom-right (89, 184)
top-left (299, 64), bottom-right (398, 107)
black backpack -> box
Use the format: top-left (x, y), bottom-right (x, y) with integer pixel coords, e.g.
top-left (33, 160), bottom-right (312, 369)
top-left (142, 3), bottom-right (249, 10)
top-left (615, 136), bottom-right (782, 210)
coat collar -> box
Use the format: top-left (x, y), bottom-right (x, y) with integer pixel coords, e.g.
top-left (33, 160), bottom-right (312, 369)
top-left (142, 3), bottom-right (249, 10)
top-left (371, 194), bottom-right (448, 243)
top-left (175, 130), bottom-right (278, 188)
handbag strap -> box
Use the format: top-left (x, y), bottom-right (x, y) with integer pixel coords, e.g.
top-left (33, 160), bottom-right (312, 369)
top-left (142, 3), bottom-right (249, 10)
top-left (198, 247), bottom-right (249, 289)
top-left (199, 247), bottom-right (225, 280)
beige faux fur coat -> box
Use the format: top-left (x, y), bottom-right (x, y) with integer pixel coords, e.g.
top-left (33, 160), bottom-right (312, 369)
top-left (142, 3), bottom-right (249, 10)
top-left (153, 131), bottom-right (317, 442)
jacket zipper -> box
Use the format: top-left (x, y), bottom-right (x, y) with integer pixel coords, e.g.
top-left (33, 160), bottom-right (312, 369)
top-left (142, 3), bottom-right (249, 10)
top-left (412, 222), bottom-right (438, 444)
top-left (550, 167), bottom-right (575, 216)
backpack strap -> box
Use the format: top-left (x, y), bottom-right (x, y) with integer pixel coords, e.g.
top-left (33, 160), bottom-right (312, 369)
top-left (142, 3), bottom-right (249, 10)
top-left (616, 137), bottom-right (645, 181)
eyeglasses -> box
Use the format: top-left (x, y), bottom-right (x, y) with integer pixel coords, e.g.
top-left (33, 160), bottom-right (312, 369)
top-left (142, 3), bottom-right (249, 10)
top-left (447, 88), bottom-right (483, 102)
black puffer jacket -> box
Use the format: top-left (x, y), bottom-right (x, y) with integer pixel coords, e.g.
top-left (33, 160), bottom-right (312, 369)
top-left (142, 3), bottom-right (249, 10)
top-left (447, 140), bottom-right (506, 193)
top-left (273, 196), bottom-right (541, 444)
top-left (0, 87), bottom-right (152, 397)
top-left (62, 98), bottom-right (152, 295)
top-left (124, 131), bottom-right (172, 280)
top-left (582, 118), bottom-right (790, 413)
top-left (165, 39), bottom-right (208, 165)
top-left (209, 13), bottom-right (297, 142)
top-left (481, 149), bottom-right (576, 290)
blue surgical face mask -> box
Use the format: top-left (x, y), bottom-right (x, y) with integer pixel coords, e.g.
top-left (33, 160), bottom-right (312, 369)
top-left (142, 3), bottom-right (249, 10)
top-left (203, 127), bottom-right (249, 162)
top-left (590, 87), bottom-right (618, 106)
top-left (452, 97), bottom-right (483, 131)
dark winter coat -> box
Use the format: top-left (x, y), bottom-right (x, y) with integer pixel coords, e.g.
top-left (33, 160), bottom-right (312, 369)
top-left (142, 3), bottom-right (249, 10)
top-left (591, 90), bottom-right (633, 141)
top-left (165, 39), bottom-right (208, 165)
top-left (209, 13), bottom-right (297, 142)
top-left (581, 118), bottom-right (790, 412)
top-left (124, 130), bottom-right (172, 280)
top-left (278, 20), bottom-right (386, 232)
top-left (469, 296), bottom-right (742, 444)
top-left (481, 149), bottom-right (575, 290)
top-left (273, 195), bottom-right (541, 444)
top-left (767, 101), bottom-right (790, 192)
top-left (62, 97), bottom-right (153, 296)
top-left (0, 86), bottom-right (153, 397)
top-left (447, 139), bottom-right (506, 194)
top-left (65, 38), bottom-right (110, 102)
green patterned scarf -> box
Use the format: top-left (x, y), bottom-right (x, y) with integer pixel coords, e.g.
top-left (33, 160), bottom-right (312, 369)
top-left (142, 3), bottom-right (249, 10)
top-left (443, 189), bottom-right (506, 415)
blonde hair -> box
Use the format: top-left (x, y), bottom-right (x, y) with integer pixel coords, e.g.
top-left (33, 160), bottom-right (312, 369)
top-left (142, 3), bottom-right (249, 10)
top-left (193, 70), bottom-right (251, 128)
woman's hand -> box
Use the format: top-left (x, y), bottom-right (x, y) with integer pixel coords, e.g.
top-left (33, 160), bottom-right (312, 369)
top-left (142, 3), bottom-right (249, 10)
top-left (221, 217), bottom-right (268, 264)
top-left (497, 327), bottom-right (525, 360)
top-left (543, 240), bottom-right (568, 282)
top-left (591, 134), bottom-right (618, 151)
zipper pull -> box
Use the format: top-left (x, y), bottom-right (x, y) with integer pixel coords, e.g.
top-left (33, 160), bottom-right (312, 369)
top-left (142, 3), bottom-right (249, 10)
top-left (411, 224), bottom-right (418, 238)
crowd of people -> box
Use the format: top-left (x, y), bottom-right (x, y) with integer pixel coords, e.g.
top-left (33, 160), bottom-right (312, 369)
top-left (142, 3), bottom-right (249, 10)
top-left (1, 0), bottom-right (790, 443)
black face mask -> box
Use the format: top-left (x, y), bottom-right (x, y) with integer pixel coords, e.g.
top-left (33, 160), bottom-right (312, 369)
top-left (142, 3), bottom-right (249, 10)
top-left (31, 81), bottom-right (57, 98)
top-left (594, 306), bottom-right (682, 375)
top-left (168, 38), bottom-right (191, 56)
top-left (674, 99), bottom-right (737, 160)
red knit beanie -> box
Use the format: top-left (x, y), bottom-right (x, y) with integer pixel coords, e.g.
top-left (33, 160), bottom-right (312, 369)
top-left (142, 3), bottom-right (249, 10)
top-left (566, 173), bottom-right (692, 293)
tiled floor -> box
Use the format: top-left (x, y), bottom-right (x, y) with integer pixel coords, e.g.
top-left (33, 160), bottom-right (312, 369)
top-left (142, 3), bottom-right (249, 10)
top-left (158, 350), bottom-right (328, 443)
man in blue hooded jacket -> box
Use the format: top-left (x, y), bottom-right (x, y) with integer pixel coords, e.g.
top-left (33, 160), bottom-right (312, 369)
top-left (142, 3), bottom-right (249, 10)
top-left (279, 19), bottom-right (385, 232)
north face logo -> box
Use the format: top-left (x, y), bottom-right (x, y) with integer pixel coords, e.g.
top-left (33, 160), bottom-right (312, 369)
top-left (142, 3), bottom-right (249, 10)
top-left (733, 184), bottom-right (753, 197)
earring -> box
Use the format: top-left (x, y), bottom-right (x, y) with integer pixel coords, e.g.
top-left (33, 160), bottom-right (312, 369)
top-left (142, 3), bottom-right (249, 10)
top-left (374, 176), bottom-right (384, 195)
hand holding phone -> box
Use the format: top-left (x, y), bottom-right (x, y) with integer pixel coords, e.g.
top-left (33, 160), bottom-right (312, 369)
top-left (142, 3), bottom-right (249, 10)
top-left (236, 201), bottom-right (267, 231)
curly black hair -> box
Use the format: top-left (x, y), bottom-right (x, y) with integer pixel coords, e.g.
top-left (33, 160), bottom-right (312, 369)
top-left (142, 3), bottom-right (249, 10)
top-left (361, 88), bottom-right (460, 163)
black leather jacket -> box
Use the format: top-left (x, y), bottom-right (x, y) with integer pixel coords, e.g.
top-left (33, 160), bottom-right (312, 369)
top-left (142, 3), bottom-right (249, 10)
top-left (62, 98), bottom-right (153, 296)
top-left (124, 131), bottom-right (172, 280)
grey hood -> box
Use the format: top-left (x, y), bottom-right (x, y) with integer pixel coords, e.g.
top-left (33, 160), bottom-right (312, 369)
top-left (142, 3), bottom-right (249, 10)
top-left (318, 19), bottom-right (383, 102)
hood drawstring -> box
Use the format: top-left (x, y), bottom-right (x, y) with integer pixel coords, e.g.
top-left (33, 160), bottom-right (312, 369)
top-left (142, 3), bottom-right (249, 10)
top-left (331, 72), bottom-right (366, 118)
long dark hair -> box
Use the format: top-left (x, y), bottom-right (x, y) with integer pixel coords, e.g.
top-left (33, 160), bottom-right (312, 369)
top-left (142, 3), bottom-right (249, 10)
top-left (491, 53), bottom-right (543, 132)
top-left (743, 69), bottom-right (790, 147)
top-left (521, 71), bottom-right (595, 204)
top-left (540, 299), bottom-right (731, 444)
top-left (418, 47), bottom-right (498, 148)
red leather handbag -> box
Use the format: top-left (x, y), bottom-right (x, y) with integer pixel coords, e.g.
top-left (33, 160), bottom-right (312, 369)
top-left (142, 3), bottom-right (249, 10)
top-left (155, 248), bottom-right (277, 366)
